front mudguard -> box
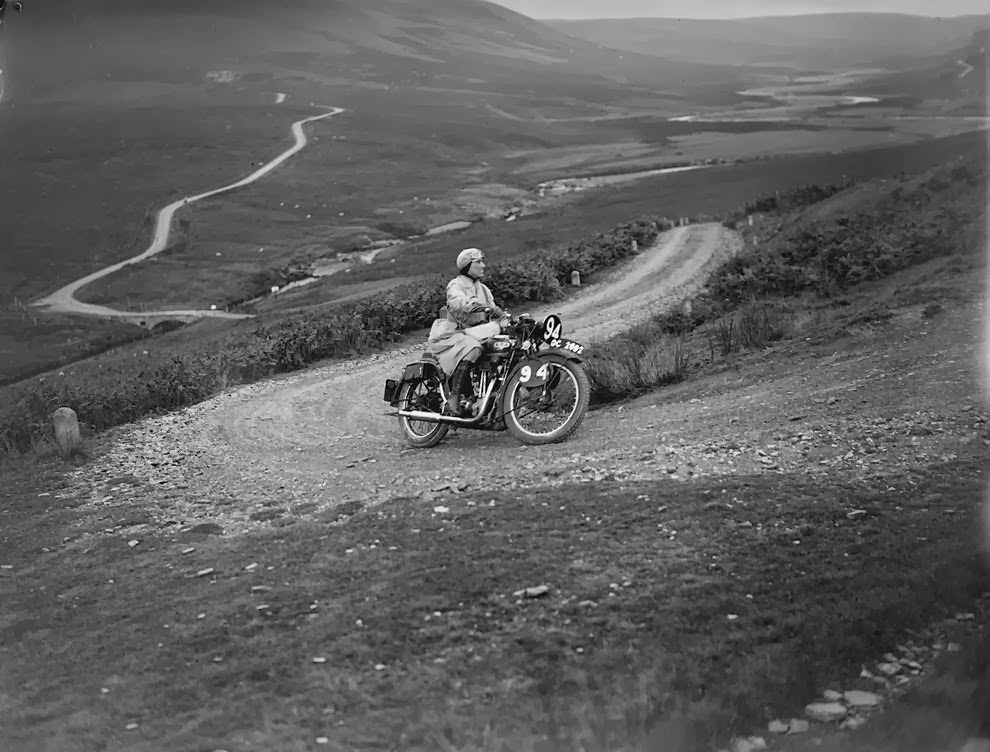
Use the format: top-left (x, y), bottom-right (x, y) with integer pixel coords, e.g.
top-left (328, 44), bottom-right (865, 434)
top-left (539, 346), bottom-right (585, 364)
top-left (504, 349), bottom-right (586, 394)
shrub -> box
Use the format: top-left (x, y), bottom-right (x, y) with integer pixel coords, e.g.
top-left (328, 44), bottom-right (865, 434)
top-left (585, 331), bottom-right (690, 403)
top-left (707, 159), bottom-right (984, 309)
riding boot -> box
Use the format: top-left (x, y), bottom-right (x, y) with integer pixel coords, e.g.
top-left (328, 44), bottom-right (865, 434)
top-left (446, 361), bottom-right (473, 417)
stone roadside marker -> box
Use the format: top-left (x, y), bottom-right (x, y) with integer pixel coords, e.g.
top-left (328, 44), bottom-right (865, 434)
top-left (52, 407), bottom-right (82, 458)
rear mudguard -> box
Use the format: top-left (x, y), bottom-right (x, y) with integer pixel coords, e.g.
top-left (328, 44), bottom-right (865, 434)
top-left (384, 360), bottom-right (444, 406)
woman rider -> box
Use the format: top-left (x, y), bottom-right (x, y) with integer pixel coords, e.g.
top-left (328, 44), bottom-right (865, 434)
top-left (425, 248), bottom-right (509, 416)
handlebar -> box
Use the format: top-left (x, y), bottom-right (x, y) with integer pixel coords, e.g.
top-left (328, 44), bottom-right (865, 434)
top-left (484, 308), bottom-right (536, 328)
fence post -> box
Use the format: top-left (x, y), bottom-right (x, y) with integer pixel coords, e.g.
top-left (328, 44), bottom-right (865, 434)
top-left (570, 270), bottom-right (581, 287)
top-left (631, 239), bottom-right (638, 253)
top-left (748, 215), bottom-right (753, 226)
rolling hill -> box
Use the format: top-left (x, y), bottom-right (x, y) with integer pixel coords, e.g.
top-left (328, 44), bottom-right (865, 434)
top-left (545, 12), bottom-right (989, 71)
top-left (2, 0), bottom-right (749, 104)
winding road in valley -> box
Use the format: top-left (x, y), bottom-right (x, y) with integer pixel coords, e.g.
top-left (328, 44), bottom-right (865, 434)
top-left (30, 105), bottom-right (346, 320)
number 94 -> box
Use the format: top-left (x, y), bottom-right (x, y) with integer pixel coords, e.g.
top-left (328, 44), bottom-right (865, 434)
top-left (519, 362), bottom-right (549, 386)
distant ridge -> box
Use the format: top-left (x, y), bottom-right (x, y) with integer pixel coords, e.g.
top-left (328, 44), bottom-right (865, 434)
top-left (851, 27), bottom-right (988, 100)
top-left (6, 0), bottom-right (751, 101)
top-left (545, 12), bottom-right (990, 69)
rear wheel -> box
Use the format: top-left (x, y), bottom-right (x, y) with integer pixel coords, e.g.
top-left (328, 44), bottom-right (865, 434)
top-left (501, 356), bottom-right (589, 445)
top-left (397, 378), bottom-right (449, 448)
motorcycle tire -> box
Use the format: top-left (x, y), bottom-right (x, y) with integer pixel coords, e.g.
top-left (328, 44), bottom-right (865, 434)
top-left (396, 379), bottom-right (450, 448)
top-left (501, 355), bottom-right (589, 445)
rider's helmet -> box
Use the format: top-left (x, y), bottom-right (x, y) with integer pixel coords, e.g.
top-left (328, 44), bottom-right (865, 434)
top-left (456, 248), bottom-right (484, 276)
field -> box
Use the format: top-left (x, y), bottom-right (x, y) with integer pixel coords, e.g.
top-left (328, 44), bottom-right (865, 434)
top-left (332, 130), bottom-right (986, 287)
top-left (0, 312), bottom-right (146, 389)
top-left (0, 91), bottom-right (309, 302)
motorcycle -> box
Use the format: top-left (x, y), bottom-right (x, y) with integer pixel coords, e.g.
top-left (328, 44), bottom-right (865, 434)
top-left (383, 312), bottom-right (590, 447)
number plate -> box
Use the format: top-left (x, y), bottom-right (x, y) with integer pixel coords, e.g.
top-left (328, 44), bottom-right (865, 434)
top-left (546, 337), bottom-right (586, 356)
top-left (517, 359), bottom-right (550, 387)
top-left (542, 314), bottom-right (562, 343)
top-left (383, 378), bottom-right (400, 404)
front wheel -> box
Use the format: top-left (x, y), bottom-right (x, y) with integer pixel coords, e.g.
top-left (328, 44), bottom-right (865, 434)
top-left (397, 379), bottom-right (449, 448)
top-left (501, 356), bottom-right (589, 445)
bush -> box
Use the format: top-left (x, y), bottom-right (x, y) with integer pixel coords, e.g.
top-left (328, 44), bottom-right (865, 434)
top-left (735, 300), bottom-right (788, 350)
top-left (722, 180), bottom-right (853, 225)
top-left (586, 331), bottom-right (691, 403)
top-left (707, 160), bottom-right (984, 309)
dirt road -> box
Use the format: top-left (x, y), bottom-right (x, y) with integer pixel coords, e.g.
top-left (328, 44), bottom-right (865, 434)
top-left (60, 223), bottom-right (740, 534)
top-left (30, 106), bottom-right (345, 321)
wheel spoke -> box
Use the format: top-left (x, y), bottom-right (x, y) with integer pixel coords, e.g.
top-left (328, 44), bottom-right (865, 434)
top-left (508, 364), bottom-right (579, 438)
top-left (401, 382), bottom-right (443, 437)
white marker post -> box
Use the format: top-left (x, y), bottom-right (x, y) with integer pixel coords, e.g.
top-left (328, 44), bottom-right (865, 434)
top-left (52, 407), bottom-right (82, 458)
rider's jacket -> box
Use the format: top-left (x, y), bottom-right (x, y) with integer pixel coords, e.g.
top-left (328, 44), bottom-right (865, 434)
top-left (445, 274), bottom-right (497, 329)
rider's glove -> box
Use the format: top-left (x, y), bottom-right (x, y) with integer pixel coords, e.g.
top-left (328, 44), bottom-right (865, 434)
top-left (489, 305), bottom-right (506, 320)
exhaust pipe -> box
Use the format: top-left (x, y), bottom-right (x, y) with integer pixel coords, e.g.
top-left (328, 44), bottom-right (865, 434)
top-left (396, 409), bottom-right (483, 426)
top-left (397, 380), bottom-right (497, 426)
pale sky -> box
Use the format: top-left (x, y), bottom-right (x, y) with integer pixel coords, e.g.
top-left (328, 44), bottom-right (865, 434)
top-left (493, 0), bottom-right (990, 19)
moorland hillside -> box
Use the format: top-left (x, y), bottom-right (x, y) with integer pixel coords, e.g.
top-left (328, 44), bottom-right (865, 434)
top-left (852, 27), bottom-right (988, 102)
top-left (4, 0), bottom-right (747, 103)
